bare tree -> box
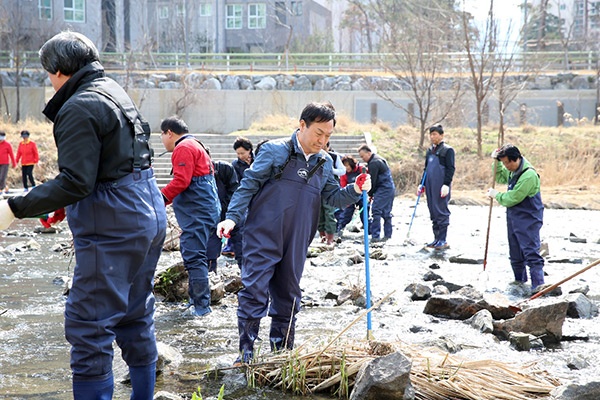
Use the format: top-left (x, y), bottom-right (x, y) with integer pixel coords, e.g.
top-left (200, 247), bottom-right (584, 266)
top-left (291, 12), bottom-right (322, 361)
top-left (461, 0), bottom-right (498, 158)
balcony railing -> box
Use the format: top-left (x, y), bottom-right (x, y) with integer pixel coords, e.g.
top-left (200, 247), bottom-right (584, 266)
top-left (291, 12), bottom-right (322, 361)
top-left (1, 50), bottom-right (599, 74)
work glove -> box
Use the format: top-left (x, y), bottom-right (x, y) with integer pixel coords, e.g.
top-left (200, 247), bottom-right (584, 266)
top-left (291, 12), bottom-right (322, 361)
top-left (217, 219), bottom-right (236, 238)
top-left (0, 200), bottom-right (15, 230)
top-left (354, 174), bottom-right (371, 194)
top-left (417, 185), bottom-right (425, 196)
top-left (491, 148), bottom-right (500, 159)
top-left (440, 185), bottom-right (450, 198)
top-left (486, 188), bottom-right (499, 199)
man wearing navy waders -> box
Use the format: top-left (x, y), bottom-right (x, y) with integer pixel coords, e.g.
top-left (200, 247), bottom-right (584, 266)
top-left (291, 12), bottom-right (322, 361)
top-left (217, 102), bottom-right (371, 364)
top-left (358, 144), bottom-right (396, 242)
top-left (487, 144), bottom-right (545, 291)
top-left (160, 116), bottom-right (220, 317)
top-left (418, 124), bottom-right (455, 250)
top-left (0, 31), bottom-right (166, 399)
top-left (206, 158), bottom-right (240, 272)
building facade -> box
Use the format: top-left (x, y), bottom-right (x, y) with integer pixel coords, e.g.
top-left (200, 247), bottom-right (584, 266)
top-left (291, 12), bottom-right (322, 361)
top-left (0, 0), bottom-right (334, 54)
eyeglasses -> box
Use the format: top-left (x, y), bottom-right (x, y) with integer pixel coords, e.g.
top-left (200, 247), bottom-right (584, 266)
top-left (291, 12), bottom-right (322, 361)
top-left (161, 129), bottom-right (169, 135)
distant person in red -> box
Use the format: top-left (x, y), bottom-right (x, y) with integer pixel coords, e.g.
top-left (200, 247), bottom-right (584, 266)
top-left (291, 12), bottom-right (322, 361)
top-left (16, 130), bottom-right (40, 192)
top-left (0, 131), bottom-right (16, 195)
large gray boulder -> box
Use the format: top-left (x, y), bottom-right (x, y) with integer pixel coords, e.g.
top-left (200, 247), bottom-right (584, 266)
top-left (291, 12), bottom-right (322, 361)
top-left (350, 351), bottom-right (414, 400)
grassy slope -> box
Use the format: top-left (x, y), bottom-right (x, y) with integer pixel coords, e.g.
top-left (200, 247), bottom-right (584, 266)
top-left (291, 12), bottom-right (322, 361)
top-left (3, 115), bottom-right (599, 209)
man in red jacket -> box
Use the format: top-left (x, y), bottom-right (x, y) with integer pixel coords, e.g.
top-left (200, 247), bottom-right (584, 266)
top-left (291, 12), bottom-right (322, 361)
top-left (0, 131), bottom-right (16, 195)
top-left (160, 116), bottom-right (220, 317)
top-left (16, 130), bottom-right (40, 192)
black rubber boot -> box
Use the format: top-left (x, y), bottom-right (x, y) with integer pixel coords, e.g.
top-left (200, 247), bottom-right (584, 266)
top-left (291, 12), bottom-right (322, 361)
top-left (236, 318), bottom-right (261, 365)
top-left (269, 318), bottom-right (295, 352)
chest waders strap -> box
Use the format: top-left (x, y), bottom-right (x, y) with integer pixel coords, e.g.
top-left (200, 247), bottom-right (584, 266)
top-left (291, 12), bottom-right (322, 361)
top-left (86, 87), bottom-right (153, 170)
top-left (306, 157), bottom-right (327, 182)
top-left (273, 139), bottom-right (295, 180)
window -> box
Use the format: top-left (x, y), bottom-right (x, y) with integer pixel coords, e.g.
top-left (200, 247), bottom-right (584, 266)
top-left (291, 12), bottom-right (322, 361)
top-left (248, 3), bottom-right (266, 29)
top-left (39, 0), bottom-right (52, 20)
top-left (226, 4), bottom-right (242, 29)
top-left (291, 1), bottom-right (302, 16)
top-left (159, 5), bottom-right (168, 19)
top-left (64, 0), bottom-right (85, 22)
top-left (275, 2), bottom-right (286, 24)
top-left (176, 3), bottom-right (185, 16)
top-left (200, 3), bottom-right (211, 16)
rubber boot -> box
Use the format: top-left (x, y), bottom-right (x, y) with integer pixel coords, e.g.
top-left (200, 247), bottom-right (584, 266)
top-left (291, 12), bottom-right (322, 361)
top-left (325, 233), bottom-right (335, 246)
top-left (129, 362), bottom-right (156, 400)
top-left (426, 228), bottom-right (439, 247)
top-left (529, 264), bottom-right (545, 290)
top-left (269, 318), bottom-right (295, 352)
top-left (189, 279), bottom-right (212, 316)
top-left (434, 226), bottom-right (449, 249)
top-left (73, 373), bottom-right (114, 400)
top-left (236, 318), bottom-right (261, 365)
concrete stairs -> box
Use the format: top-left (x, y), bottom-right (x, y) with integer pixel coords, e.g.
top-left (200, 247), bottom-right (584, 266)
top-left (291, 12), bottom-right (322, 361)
top-left (151, 133), bottom-right (367, 188)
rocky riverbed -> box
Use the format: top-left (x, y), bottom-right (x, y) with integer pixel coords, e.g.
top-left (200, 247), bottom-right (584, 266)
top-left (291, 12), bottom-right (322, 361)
top-left (2, 195), bottom-right (600, 399)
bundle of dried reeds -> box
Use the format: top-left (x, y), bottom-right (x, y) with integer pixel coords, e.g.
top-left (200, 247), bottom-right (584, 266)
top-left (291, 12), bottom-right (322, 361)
top-left (246, 340), bottom-right (560, 400)
top-left (242, 293), bottom-right (559, 399)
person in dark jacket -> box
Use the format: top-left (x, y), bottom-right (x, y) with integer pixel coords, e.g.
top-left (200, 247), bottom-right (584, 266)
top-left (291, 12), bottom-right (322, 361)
top-left (487, 144), bottom-right (545, 291)
top-left (206, 158), bottom-right (241, 272)
top-left (160, 116), bottom-right (220, 317)
top-left (358, 144), bottom-right (396, 242)
top-left (226, 137), bottom-right (254, 258)
top-left (0, 31), bottom-right (166, 399)
top-left (217, 102), bottom-right (371, 365)
top-left (232, 136), bottom-right (254, 182)
top-left (418, 124), bottom-right (455, 250)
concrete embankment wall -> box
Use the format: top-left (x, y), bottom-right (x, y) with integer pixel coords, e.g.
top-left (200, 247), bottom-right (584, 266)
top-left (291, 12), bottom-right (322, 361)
top-left (3, 87), bottom-right (597, 134)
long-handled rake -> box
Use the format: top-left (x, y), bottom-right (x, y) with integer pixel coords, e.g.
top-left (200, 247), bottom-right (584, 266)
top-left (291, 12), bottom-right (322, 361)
top-left (405, 172), bottom-right (427, 245)
top-left (361, 171), bottom-right (373, 340)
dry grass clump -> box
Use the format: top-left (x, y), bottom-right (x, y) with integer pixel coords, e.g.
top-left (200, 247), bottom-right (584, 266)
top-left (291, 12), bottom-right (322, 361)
top-left (246, 339), bottom-right (560, 400)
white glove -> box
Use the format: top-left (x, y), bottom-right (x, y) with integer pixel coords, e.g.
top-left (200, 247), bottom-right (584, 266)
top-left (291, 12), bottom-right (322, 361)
top-left (354, 174), bottom-right (372, 194)
top-left (217, 219), bottom-right (236, 238)
top-left (486, 188), bottom-right (499, 199)
top-left (440, 185), bottom-right (450, 198)
top-left (491, 148), bottom-right (500, 159)
top-left (0, 200), bottom-right (15, 230)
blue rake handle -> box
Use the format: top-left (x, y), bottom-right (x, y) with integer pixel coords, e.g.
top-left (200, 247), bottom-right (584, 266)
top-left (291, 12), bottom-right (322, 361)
top-left (406, 172), bottom-right (427, 239)
top-left (362, 187), bottom-right (372, 339)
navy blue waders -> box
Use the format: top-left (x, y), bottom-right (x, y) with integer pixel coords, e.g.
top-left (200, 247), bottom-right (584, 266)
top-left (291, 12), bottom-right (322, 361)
top-left (66, 169), bottom-right (166, 399)
top-left (237, 156), bottom-right (324, 361)
top-left (425, 151), bottom-right (450, 245)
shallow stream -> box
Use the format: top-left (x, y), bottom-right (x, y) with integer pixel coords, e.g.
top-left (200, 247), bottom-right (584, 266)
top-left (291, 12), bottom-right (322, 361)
top-left (2, 199), bottom-right (600, 399)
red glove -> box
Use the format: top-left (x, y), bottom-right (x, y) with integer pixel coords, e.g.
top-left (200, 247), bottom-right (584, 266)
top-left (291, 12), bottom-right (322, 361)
top-left (39, 216), bottom-right (51, 229)
top-left (40, 208), bottom-right (66, 228)
top-left (355, 173), bottom-right (368, 190)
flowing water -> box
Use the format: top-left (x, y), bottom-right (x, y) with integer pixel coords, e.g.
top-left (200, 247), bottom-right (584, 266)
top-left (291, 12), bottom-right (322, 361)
top-left (2, 200), bottom-right (600, 399)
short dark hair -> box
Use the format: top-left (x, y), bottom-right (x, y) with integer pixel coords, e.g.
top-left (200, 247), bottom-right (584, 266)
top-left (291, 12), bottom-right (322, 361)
top-left (160, 116), bottom-right (189, 134)
top-left (429, 124), bottom-right (444, 135)
top-left (496, 144), bottom-right (521, 162)
top-left (342, 155), bottom-right (357, 170)
top-left (20, 130), bottom-right (30, 137)
top-left (233, 136), bottom-right (253, 152)
top-left (358, 144), bottom-right (372, 153)
top-left (300, 102), bottom-right (336, 128)
top-left (39, 31), bottom-right (100, 75)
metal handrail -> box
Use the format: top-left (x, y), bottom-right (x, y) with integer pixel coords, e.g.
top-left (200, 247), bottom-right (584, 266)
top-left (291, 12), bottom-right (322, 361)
top-left (1, 50), bottom-right (598, 73)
